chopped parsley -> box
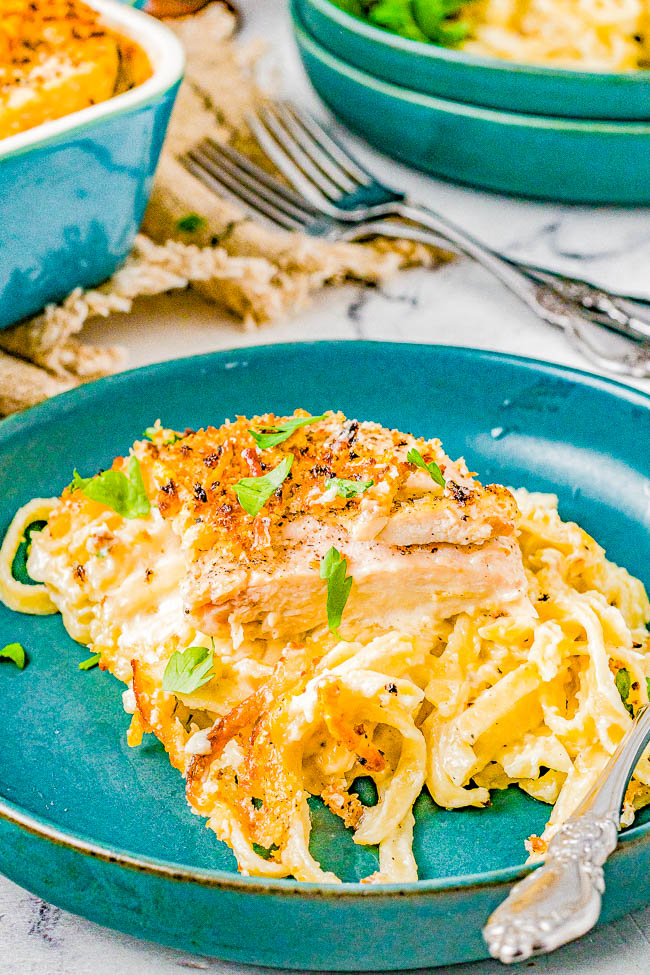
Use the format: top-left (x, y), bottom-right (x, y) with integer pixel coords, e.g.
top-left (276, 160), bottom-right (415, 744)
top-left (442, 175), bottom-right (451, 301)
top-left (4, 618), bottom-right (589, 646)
top-left (331, 0), bottom-right (473, 47)
top-left (616, 668), bottom-right (634, 715)
top-left (320, 547), bottom-right (353, 638)
top-left (252, 842), bottom-right (279, 860)
top-left (143, 426), bottom-right (182, 446)
top-left (176, 213), bottom-right (206, 233)
top-left (248, 414), bottom-right (328, 450)
top-left (162, 645), bottom-right (215, 695)
top-left (0, 642), bottom-right (26, 670)
top-left (79, 653), bottom-right (101, 671)
top-left (68, 456), bottom-right (150, 519)
top-left (11, 520), bottom-right (46, 586)
top-left (326, 477), bottom-right (374, 499)
top-left (234, 455), bottom-right (293, 517)
top-left (406, 447), bottom-right (445, 488)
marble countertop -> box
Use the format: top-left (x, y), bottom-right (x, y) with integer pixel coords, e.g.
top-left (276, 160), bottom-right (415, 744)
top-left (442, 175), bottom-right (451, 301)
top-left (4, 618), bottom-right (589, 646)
top-left (2, 0), bottom-right (650, 971)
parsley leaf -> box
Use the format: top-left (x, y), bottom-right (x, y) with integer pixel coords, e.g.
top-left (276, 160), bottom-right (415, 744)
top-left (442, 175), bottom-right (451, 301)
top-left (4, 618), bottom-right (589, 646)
top-left (252, 841), bottom-right (279, 860)
top-left (0, 642), bottom-right (26, 670)
top-left (11, 520), bottom-right (46, 586)
top-left (79, 653), bottom-right (101, 671)
top-left (234, 455), bottom-right (294, 517)
top-left (647, 676), bottom-right (650, 700)
top-left (320, 546), bottom-right (353, 638)
top-left (68, 456), bottom-right (150, 519)
top-left (406, 447), bottom-right (445, 487)
top-left (326, 477), bottom-right (374, 499)
top-left (367, 0), bottom-right (429, 41)
top-left (162, 645), bottom-right (215, 695)
top-left (616, 668), bottom-right (634, 715)
top-left (248, 414), bottom-right (327, 450)
top-left (413, 0), bottom-right (470, 46)
top-left (176, 213), bottom-right (206, 233)
top-left (143, 426), bottom-right (182, 446)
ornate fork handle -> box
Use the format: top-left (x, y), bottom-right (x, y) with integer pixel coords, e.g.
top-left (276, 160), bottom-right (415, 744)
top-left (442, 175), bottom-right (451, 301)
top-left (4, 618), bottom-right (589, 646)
top-left (483, 705), bottom-right (650, 964)
top-left (342, 218), bottom-right (650, 376)
top-left (393, 202), bottom-right (650, 362)
top-left (484, 814), bottom-right (617, 963)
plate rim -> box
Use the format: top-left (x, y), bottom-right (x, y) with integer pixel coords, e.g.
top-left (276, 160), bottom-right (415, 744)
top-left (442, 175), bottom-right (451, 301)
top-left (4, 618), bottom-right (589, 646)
top-left (2, 339), bottom-right (649, 898)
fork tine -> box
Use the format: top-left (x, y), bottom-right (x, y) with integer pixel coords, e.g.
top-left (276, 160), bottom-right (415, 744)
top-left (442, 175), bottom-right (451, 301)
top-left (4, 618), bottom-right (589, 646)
top-left (253, 105), bottom-right (345, 202)
top-left (181, 150), bottom-right (303, 232)
top-left (273, 103), bottom-right (358, 194)
top-left (199, 140), bottom-right (319, 224)
top-left (284, 102), bottom-right (372, 187)
top-left (203, 138), bottom-right (322, 217)
top-left (247, 110), bottom-right (332, 211)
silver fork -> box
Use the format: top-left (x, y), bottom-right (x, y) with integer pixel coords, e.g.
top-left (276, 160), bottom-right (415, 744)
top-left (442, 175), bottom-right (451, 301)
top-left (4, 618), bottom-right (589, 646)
top-left (180, 136), bottom-right (650, 379)
top-left (248, 102), bottom-right (650, 342)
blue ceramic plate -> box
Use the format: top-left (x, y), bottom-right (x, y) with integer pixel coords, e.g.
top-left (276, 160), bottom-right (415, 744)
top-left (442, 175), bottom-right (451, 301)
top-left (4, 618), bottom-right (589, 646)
top-left (292, 2), bottom-right (650, 204)
top-left (296, 0), bottom-right (650, 120)
top-left (1, 342), bottom-right (649, 970)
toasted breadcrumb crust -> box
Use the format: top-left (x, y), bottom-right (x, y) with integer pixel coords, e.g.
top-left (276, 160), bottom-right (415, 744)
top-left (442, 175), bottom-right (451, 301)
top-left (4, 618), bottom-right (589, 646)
top-left (144, 411), bottom-right (516, 560)
top-left (0, 0), bottom-right (151, 139)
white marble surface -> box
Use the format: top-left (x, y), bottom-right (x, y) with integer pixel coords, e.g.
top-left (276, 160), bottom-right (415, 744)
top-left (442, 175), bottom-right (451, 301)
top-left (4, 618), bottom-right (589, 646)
top-left (2, 0), bottom-right (650, 971)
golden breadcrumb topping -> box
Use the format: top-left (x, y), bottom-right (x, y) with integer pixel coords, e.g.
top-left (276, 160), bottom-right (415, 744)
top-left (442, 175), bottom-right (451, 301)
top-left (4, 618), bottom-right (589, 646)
top-left (0, 0), bottom-right (151, 140)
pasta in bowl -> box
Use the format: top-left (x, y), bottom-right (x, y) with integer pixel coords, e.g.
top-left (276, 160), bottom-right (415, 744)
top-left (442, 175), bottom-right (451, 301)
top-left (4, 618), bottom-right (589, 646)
top-left (329, 0), bottom-right (650, 71)
top-left (295, 0), bottom-right (650, 120)
top-left (2, 410), bottom-right (649, 884)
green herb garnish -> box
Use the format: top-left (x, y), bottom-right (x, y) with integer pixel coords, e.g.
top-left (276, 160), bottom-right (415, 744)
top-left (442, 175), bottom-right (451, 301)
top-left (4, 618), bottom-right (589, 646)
top-left (320, 546), bottom-right (353, 638)
top-left (143, 426), bottom-right (182, 446)
top-left (248, 414), bottom-right (327, 450)
top-left (331, 0), bottom-right (472, 47)
top-left (367, 0), bottom-right (429, 40)
top-left (647, 676), bottom-right (650, 700)
top-left (79, 653), bottom-right (101, 671)
top-left (326, 477), bottom-right (374, 499)
top-left (252, 842), bottom-right (279, 860)
top-left (616, 668), bottom-right (634, 715)
top-left (234, 455), bottom-right (294, 517)
top-left (0, 642), bottom-right (26, 670)
top-left (68, 456), bottom-right (150, 519)
top-left (406, 447), bottom-right (445, 487)
top-left (11, 520), bottom-right (46, 586)
top-left (176, 213), bottom-right (206, 233)
top-left (162, 645), bottom-right (215, 695)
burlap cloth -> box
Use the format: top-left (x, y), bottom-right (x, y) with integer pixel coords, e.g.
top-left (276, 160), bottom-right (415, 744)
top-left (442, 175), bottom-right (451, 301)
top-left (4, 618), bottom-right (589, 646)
top-left (0, 3), bottom-right (450, 417)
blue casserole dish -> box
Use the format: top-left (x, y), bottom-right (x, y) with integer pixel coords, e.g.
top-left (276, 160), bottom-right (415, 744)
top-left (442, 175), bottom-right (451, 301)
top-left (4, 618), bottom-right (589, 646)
top-left (0, 0), bottom-right (184, 331)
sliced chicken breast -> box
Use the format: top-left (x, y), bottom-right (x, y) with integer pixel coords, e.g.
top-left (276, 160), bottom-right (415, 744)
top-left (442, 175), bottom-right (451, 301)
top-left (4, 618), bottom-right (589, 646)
top-left (143, 411), bottom-right (530, 641)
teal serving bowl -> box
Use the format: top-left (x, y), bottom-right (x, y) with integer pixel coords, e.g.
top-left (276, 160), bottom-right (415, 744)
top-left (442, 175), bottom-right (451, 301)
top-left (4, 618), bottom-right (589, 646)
top-left (292, 4), bottom-right (650, 204)
top-left (0, 0), bottom-right (184, 332)
top-left (295, 0), bottom-right (650, 120)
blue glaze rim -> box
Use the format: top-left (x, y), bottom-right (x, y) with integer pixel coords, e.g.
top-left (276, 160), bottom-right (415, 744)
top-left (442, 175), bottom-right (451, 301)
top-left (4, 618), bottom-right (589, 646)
top-left (305, 0), bottom-right (650, 86)
top-left (1, 340), bottom-right (649, 896)
top-left (293, 11), bottom-right (650, 133)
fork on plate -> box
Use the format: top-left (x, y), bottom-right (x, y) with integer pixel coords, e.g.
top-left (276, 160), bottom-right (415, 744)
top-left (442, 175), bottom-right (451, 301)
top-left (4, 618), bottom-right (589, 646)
top-left (179, 101), bottom-right (650, 378)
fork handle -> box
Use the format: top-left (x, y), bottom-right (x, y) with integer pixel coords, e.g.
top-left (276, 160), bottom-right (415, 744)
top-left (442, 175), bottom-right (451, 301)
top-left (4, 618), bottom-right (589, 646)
top-left (483, 705), bottom-right (650, 964)
top-left (344, 217), bottom-right (650, 376)
top-left (395, 202), bottom-right (631, 337)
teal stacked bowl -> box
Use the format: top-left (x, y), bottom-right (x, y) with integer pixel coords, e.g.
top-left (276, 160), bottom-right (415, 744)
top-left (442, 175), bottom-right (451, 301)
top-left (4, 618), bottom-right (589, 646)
top-left (291, 1), bottom-right (650, 204)
top-left (295, 0), bottom-right (650, 120)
